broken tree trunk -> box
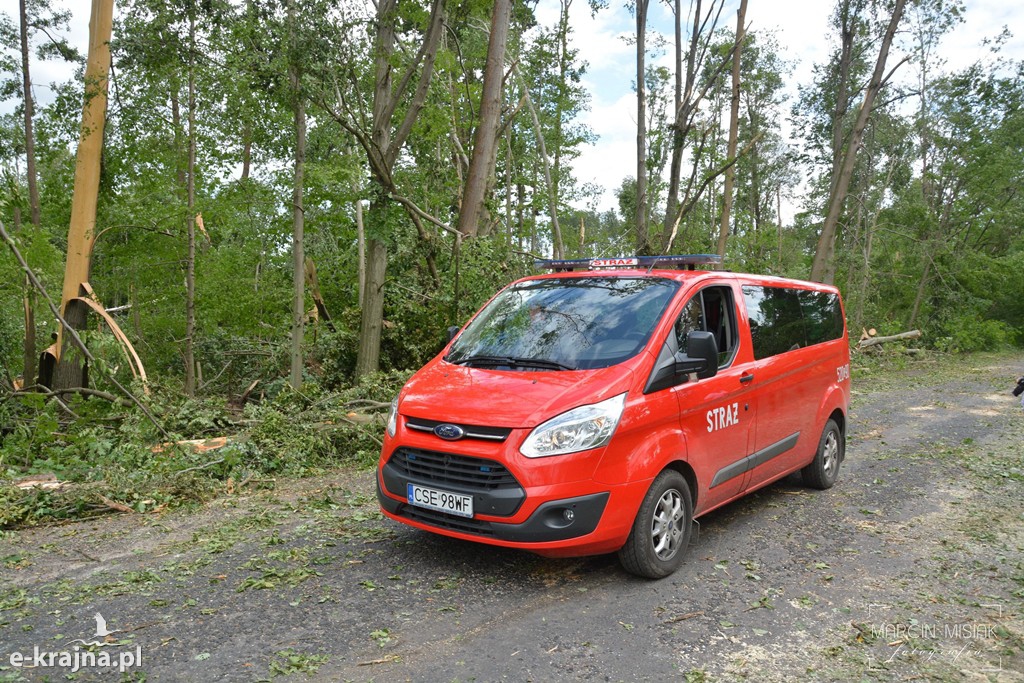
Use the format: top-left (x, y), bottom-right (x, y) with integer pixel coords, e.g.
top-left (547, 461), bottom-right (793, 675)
top-left (857, 330), bottom-right (921, 349)
top-left (52, 0), bottom-right (115, 390)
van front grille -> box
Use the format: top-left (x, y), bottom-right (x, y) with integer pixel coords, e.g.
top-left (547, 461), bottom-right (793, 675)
top-left (389, 448), bottom-right (519, 491)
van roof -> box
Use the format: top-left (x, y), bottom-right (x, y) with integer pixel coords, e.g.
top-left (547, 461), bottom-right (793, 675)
top-left (527, 256), bottom-right (840, 293)
top-left (534, 254), bottom-right (722, 271)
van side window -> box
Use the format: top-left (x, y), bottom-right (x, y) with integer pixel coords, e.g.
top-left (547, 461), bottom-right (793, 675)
top-left (742, 286), bottom-right (844, 360)
top-left (675, 286), bottom-right (738, 367)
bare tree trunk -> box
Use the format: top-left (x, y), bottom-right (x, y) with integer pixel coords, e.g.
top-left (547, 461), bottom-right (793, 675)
top-left (356, 233), bottom-right (387, 378)
top-left (184, 14), bottom-right (198, 397)
top-left (634, 0), bottom-right (649, 254)
top-left (53, 0), bottom-right (114, 390)
top-left (241, 126), bottom-right (252, 181)
top-left (811, 0), bottom-right (908, 282)
top-left (288, 0), bottom-right (306, 391)
top-left (18, 0), bottom-right (38, 385)
top-left (908, 254), bottom-right (930, 330)
top-left (578, 215), bottom-right (585, 257)
top-left (18, 0), bottom-right (40, 227)
top-left (456, 0), bottom-right (511, 239)
top-left (520, 75), bottom-right (564, 258)
top-left (356, 199), bottom-right (365, 309)
top-left (716, 0), bottom-right (746, 260)
top-left (23, 280), bottom-right (36, 385)
top-left (854, 206), bottom-right (877, 331)
top-left (352, 0), bottom-right (445, 378)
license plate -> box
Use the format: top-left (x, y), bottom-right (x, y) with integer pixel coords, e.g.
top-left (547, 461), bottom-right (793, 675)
top-left (407, 483), bottom-right (474, 518)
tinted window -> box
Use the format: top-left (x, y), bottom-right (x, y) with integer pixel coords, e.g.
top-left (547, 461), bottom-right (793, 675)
top-left (446, 277), bottom-right (680, 370)
top-left (742, 286), bottom-right (843, 360)
top-left (799, 290), bottom-right (845, 345)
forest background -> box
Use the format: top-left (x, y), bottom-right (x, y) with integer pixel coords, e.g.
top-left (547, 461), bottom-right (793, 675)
top-left (0, 0), bottom-right (1021, 525)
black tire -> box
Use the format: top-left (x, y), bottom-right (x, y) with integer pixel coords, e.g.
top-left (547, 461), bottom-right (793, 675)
top-left (618, 470), bottom-right (693, 579)
top-left (802, 418), bottom-right (844, 490)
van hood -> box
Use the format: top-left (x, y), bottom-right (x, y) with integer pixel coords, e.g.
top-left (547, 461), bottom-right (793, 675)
top-left (398, 359), bottom-right (637, 429)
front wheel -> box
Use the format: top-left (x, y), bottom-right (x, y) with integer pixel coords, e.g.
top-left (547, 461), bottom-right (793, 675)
top-left (802, 418), bottom-right (844, 490)
top-left (618, 470), bottom-right (693, 579)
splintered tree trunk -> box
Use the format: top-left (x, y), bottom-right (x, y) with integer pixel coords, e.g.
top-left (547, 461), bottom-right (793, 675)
top-left (53, 0), bottom-right (114, 391)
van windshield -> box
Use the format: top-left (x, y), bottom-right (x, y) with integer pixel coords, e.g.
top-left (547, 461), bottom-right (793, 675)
top-left (445, 277), bottom-right (680, 371)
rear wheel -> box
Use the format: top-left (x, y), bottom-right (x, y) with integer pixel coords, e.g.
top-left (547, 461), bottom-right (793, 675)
top-left (802, 418), bottom-right (843, 489)
top-left (618, 470), bottom-right (693, 579)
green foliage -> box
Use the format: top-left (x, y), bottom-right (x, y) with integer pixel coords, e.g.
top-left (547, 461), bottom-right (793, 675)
top-left (934, 312), bottom-right (1016, 354)
top-left (0, 367), bottom-right (408, 527)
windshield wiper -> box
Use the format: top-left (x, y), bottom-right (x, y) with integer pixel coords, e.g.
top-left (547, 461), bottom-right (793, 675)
top-left (450, 355), bottom-right (577, 371)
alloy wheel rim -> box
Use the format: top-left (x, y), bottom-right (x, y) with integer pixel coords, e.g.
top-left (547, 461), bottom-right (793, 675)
top-left (651, 489), bottom-right (685, 560)
top-left (822, 431), bottom-right (839, 478)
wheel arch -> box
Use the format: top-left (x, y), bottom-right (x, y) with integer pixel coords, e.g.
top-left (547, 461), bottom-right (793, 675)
top-left (662, 459), bottom-right (699, 514)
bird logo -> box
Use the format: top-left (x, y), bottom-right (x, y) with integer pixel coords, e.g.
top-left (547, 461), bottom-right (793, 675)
top-left (94, 612), bottom-right (114, 638)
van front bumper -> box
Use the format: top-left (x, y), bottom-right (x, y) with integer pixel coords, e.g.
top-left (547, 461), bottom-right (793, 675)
top-left (376, 475), bottom-right (609, 543)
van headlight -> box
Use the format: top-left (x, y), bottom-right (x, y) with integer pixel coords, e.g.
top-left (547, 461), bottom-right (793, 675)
top-left (386, 396), bottom-right (399, 438)
top-left (520, 393), bottom-right (627, 458)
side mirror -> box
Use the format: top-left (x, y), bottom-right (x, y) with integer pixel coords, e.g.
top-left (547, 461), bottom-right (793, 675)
top-left (675, 331), bottom-right (718, 380)
top-left (447, 326), bottom-right (461, 342)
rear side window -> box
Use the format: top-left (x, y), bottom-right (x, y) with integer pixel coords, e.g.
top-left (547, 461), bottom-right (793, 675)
top-left (742, 286), bottom-right (844, 360)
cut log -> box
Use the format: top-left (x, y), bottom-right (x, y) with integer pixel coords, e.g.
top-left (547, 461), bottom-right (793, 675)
top-left (857, 330), bottom-right (921, 349)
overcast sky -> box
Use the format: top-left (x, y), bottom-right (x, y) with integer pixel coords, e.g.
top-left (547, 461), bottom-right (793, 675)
top-left (11, 1), bottom-right (1024, 217)
top-left (540, 0), bottom-right (1022, 214)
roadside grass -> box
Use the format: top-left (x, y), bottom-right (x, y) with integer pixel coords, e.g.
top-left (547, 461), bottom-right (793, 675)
top-left (808, 353), bottom-right (1024, 681)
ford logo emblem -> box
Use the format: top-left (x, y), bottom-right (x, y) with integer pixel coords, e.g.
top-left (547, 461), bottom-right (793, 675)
top-left (433, 423), bottom-right (465, 441)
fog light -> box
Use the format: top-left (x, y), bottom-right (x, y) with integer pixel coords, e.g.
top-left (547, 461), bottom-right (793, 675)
top-left (563, 508), bottom-right (575, 522)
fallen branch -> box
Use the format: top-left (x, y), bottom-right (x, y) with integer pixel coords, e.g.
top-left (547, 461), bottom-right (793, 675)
top-left (857, 330), bottom-right (921, 349)
top-left (175, 458), bottom-right (226, 475)
top-left (98, 495), bottom-right (134, 513)
top-left (343, 399), bottom-right (392, 410)
top-left (0, 220), bottom-right (173, 444)
top-left (11, 385), bottom-right (129, 407)
top-left (358, 655), bottom-right (401, 666)
top-left (664, 610), bottom-right (704, 624)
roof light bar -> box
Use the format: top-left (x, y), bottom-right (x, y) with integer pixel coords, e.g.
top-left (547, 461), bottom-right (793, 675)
top-left (535, 254), bottom-right (722, 272)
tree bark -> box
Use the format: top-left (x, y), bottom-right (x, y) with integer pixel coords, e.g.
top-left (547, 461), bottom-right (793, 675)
top-left (519, 72), bottom-right (564, 259)
top-left (355, 234), bottom-right (387, 378)
top-left (288, 0), bottom-right (306, 391)
top-left (356, 199), bottom-right (365, 309)
top-left (18, 0), bottom-right (40, 227)
top-left (456, 0), bottom-right (511, 239)
top-left (352, 0), bottom-right (446, 378)
top-left (53, 0), bottom-right (114, 390)
top-left (811, 0), bottom-right (908, 282)
top-left (634, 0), bottom-right (649, 254)
top-left (18, 0), bottom-right (38, 384)
top-left (184, 13), bottom-right (198, 397)
top-left (716, 0), bottom-right (746, 260)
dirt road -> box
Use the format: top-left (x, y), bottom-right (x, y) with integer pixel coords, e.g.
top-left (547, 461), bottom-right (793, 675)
top-left (2, 353), bottom-right (1022, 681)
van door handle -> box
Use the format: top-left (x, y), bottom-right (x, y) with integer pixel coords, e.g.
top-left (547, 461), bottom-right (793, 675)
top-left (740, 373), bottom-right (755, 384)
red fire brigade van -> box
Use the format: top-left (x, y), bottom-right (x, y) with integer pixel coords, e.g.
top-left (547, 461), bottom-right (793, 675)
top-left (376, 255), bottom-right (851, 578)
